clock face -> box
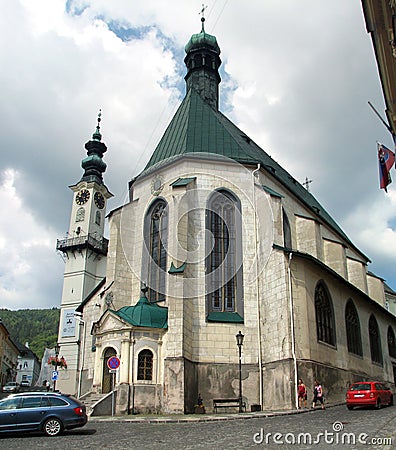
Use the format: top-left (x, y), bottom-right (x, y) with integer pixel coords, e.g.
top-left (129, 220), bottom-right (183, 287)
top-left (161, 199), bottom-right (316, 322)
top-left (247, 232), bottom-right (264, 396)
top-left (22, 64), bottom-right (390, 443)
top-left (75, 189), bottom-right (90, 205)
top-left (94, 192), bottom-right (105, 209)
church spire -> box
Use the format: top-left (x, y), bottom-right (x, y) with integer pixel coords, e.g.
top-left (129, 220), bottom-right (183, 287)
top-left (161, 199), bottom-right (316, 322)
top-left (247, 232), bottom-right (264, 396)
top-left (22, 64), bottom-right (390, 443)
top-left (92, 109), bottom-right (102, 141)
top-left (184, 12), bottom-right (221, 109)
top-left (81, 110), bottom-right (108, 184)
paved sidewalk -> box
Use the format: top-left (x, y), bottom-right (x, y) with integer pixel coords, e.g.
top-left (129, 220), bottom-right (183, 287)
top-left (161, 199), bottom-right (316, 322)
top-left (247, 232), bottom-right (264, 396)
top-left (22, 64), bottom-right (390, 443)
top-left (90, 404), bottom-right (341, 423)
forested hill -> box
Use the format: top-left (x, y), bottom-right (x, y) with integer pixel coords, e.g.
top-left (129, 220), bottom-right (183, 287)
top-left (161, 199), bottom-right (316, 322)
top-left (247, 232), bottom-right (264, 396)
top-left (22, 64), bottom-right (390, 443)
top-left (0, 308), bottom-right (60, 360)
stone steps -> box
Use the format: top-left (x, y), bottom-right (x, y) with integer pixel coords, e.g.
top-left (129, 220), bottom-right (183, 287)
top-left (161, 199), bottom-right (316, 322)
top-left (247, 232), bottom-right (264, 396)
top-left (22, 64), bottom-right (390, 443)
top-left (80, 392), bottom-right (109, 415)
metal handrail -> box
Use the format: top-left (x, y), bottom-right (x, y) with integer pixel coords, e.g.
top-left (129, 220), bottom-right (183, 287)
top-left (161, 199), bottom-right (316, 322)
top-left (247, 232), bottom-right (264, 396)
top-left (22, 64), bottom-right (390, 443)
top-left (56, 234), bottom-right (109, 254)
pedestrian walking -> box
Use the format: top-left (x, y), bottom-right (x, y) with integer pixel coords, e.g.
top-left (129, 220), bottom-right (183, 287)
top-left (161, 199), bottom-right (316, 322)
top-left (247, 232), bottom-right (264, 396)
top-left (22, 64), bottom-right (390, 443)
top-left (312, 380), bottom-right (325, 409)
top-left (298, 379), bottom-right (307, 408)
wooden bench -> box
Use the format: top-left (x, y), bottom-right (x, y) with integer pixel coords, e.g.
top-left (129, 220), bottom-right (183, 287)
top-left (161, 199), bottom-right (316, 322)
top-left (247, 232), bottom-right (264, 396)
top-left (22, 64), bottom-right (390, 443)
top-left (213, 398), bottom-right (246, 413)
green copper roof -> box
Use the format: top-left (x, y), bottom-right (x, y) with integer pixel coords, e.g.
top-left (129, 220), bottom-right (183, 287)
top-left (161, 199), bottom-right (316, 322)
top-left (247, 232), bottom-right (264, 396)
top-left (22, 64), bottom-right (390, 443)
top-left (262, 185), bottom-right (284, 198)
top-left (170, 177), bottom-right (196, 187)
top-left (185, 30), bottom-right (220, 54)
top-left (207, 312), bottom-right (244, 323)
top-left (140, 88), bottom-right (365, 257)
top-left (144, 89), bottom-right (261, 168)
top-left (81, 111), bottom-right (108, 185)
top-left (112, 295), bottom-right (168, 329)
top-left (185, 17), bottom-right (220, 55)
top-left (168, 261), bottom-right (187, 274)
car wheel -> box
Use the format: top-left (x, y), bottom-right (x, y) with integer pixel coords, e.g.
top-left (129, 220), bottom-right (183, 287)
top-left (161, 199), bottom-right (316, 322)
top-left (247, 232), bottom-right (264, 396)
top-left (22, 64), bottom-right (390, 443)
top-left (347, 405), bottom-right (353, 410)
top-left (389, 395), bottom-right (394, 407)
top-left (43, 418), bottom-right (63, 436)
top-left (375, 399), bottom-right (381, 410)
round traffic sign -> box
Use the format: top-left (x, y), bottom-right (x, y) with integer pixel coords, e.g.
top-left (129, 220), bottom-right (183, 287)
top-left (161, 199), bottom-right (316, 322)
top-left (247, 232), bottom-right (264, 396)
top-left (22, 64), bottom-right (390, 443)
top-left (107, 356), bottom-right (120, 370)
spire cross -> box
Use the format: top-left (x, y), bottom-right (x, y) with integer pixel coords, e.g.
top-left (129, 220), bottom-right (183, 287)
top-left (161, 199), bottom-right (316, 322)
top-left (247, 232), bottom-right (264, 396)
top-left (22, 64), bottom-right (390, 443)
top-left (303, 177), bottom-right (313, 192)
top-left (199, 4), bottom-right (208, 18)
top-left (199, 4), bottom-right (207, 31)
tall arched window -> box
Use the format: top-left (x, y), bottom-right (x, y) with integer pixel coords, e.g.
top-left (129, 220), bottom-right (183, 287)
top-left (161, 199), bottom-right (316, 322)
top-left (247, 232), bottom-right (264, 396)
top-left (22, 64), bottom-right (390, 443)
top-left (143, 200), bottom-right (168, 303)
top-left (315, 282), bottom-right (336, 346)
top-left (206, 190), bottom-right (243, 320)
top-left (388, 326), bottom-right (396, 358)
top-left (137, 349), bottom-right (153, 381)
top-left (369, 315), bottom-right (383, 365)
top-left (345, 300), bottom-right (362, 356)
top-left (282, 209), bottom-right (292, 249)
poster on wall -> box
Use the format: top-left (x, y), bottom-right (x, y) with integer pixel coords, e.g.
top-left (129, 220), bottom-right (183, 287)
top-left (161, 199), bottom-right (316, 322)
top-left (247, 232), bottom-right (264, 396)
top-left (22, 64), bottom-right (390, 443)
top-left (61, 309), bottom-right (76, 337)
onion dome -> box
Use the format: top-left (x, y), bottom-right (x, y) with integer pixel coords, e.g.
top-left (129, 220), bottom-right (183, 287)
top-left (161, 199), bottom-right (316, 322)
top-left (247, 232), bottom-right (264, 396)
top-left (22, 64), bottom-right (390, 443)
top-left (185, 17), bottom-right (220, 54)
top-left (184, 17), bottom-right (222, 109)
top-left (81, 110), bottom-right (108, 184)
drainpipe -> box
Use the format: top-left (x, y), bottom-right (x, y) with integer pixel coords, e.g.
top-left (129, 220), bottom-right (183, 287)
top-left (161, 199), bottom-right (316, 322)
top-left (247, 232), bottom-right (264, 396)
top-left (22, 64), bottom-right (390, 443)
top-left (154, 340), bottom-right (161, 413)
top-left (131, 332), bottom-right (136, 414)
top-left (252, 164), bottom-right (263, 408)
top-left (288, 252), bottom-right (298, 409)
top-left (127, 330), bottom-right (132, 414)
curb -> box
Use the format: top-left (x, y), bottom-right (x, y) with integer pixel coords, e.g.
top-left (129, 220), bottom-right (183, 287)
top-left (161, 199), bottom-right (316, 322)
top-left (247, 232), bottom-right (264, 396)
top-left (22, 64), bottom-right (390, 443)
top-left (89, 402), bottom-right (345, 424)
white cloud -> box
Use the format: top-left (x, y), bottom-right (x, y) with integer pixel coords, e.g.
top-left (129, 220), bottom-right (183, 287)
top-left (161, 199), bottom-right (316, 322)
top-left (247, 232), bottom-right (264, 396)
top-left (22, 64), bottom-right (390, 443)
top-left (0, 169), bottom-right (62, 309)
top-left (345, 190), bottom-right (396, 263)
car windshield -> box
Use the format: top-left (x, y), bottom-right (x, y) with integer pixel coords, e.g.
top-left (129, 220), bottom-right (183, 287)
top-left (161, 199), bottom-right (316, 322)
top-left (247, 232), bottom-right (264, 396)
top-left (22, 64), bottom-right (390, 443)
top-left (350, 383), bottom-right (371, 391)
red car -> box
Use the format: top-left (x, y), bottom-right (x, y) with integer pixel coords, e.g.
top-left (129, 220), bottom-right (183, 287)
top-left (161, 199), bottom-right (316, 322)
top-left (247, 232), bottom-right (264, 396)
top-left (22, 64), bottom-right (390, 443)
top-left (346, 381), bottom-right (394, 410)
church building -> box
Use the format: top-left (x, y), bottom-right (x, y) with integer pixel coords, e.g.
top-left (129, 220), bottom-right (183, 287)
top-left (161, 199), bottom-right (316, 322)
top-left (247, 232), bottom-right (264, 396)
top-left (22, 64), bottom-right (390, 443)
top-left (56, 16), bottom-right (396, 414)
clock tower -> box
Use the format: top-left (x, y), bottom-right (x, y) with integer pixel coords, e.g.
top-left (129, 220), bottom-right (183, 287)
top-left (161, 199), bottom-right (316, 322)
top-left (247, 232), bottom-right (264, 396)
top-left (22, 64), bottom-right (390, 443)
top-left (56, 112), bottom-right (112, 395)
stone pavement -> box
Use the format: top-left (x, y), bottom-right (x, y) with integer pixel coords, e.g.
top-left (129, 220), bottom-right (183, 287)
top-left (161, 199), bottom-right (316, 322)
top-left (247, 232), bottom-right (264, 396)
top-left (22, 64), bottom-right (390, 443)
top-left (90, 403), bottom-right (343, 424)
top-left (88, 403), bottom-right (396, 450)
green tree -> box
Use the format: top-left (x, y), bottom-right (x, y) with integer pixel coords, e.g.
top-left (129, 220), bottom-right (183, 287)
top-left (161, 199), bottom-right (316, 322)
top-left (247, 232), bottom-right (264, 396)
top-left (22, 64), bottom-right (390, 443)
top-left (0, 308), bottom-right (60, 360)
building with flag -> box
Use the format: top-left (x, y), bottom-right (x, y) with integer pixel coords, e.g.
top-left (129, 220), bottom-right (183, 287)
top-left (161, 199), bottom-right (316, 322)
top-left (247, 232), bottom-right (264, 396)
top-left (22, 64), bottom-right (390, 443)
top-left (362, 1), bottom-right (396, 137)
top-left (55, 12), bottom-right (396, 414)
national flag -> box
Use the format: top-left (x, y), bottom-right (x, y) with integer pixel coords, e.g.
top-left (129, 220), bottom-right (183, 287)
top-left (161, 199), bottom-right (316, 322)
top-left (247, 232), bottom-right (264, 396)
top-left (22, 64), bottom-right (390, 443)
top-left (378, 142), bottom-right (395, 192)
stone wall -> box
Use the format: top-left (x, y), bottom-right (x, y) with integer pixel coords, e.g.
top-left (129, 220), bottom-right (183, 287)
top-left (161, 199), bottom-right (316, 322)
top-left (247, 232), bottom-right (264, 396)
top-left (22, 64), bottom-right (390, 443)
top-left (196, 362), bottom-right (259, 413)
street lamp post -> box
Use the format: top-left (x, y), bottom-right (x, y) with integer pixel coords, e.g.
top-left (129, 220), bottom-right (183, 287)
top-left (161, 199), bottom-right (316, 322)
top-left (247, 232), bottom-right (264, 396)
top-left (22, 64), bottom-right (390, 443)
top-left (53, 343), bottom-right (60, 392)
top-left (236, 330), bottom-right (244, 413)
top-left (74, 314), bottom-right (86, 398)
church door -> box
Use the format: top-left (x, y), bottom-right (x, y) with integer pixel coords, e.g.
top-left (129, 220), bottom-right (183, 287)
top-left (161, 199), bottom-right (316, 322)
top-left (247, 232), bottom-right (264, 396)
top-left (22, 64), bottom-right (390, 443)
top-left (102, 347), bottom-right (117, 394)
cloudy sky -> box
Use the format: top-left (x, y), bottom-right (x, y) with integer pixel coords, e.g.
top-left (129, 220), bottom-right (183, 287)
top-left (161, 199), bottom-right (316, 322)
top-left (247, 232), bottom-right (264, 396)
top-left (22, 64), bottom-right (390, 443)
top-left (1, 0), bottom-right (396, 310)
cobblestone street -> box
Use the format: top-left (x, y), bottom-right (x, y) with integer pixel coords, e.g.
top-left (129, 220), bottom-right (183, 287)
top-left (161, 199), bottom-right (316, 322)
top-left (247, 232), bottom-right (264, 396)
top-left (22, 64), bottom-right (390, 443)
top-left (0, 405), bottom-right (395, 449)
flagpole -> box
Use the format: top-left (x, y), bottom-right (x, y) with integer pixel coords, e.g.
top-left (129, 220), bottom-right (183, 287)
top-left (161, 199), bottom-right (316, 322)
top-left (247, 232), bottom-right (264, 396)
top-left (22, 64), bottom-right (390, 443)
top-left (368, 101), bottom-right (395, 138)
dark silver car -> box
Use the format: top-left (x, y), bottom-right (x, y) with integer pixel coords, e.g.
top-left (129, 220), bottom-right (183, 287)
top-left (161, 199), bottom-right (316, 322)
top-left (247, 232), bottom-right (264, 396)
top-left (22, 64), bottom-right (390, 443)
top-left (0, 392), bottom-right (87, 436)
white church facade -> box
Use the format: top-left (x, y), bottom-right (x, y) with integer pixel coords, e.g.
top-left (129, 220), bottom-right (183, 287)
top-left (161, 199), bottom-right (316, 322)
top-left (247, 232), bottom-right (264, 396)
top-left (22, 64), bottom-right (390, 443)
top-left (56, 18), bottom-right (396, 414)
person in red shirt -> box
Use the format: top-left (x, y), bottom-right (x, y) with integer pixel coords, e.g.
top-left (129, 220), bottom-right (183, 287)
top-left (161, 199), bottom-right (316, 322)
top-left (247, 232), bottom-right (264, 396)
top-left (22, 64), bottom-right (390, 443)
top-left (297, 379), bottom-right (307, 409)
